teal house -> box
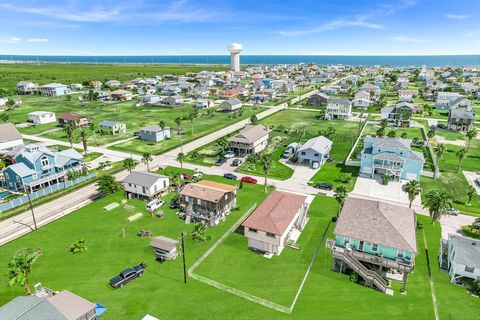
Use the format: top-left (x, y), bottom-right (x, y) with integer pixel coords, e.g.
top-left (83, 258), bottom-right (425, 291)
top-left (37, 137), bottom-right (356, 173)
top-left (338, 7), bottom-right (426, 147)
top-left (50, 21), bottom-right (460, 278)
top-left (328, 197), bottom-right (417, 294)
top-left (2, 144), bottom-right (83, 191)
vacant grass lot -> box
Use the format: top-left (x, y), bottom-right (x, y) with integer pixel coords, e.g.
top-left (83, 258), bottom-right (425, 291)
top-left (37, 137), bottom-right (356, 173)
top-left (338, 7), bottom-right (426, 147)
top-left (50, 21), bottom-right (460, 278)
top-left (431, 137), bottom-right (480, 173)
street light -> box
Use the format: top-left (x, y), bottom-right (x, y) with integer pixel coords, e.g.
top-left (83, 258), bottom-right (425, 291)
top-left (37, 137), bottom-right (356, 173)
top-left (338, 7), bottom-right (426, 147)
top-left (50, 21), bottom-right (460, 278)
top-left (180, 232), bottom-right (187, 284)
top-left (26, 191), bottom-right (38, 230)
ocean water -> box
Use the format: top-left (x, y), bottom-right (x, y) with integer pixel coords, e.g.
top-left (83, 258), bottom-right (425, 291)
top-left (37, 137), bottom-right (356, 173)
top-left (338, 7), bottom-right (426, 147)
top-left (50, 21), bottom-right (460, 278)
top-left (0, 55), bottom-right (479, 67)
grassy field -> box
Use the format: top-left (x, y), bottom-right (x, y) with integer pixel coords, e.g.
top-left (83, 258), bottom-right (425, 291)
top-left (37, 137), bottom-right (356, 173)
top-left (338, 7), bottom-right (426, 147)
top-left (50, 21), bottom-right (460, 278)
top-left (1, 181), bottom-right (478, 319)
top-left (0, 63), bottom-right (227, 92)
top-left (430, 137), bottom-right (480, 173)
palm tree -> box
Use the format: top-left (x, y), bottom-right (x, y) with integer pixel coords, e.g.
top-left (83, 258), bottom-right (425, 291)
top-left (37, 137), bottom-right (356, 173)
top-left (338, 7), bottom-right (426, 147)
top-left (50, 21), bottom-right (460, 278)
top-left (466, 186), bottom-right (475, 206)
top-left (63, 124), bottom-right (75, 147)
top-left (294, 125), bottom-right (307, 158)
top-left (216, 137), bottom-right (229, 154)
top-left (123, 158), bottom-right (136, 173)
top-left (177, 152), bottom-right (185, 170)
top-left (174, 117), bottom-right (183, 152)
top-left (334, 186), bottom-right (348, 215)
top-left (142, 152), bottom-right (153, 172)
top-left (422, 190), bottom-right (453, 224)
top-left (433, 143), bottom-right (446, 167)
top-left (97, 175), bottom-right (120, 194)
top-left (158, 120), bottom-right (167, 149)
top-left (466, 128), bottom-right (477, 154)
top-left (456, 148), bottom-right (467, 173)
top-left (188, 110), bottom-right (198, 135)
top-left (259, 153), bottom-right (274, 193)
top-left (79, 129), bottom-right (88, 156)
top-left (7, 248), bottom-right (43, 295)
top-left (404, 180), bottom-right (422, 208)
top-left (0, 112), bottom-right (9, 122)
top-left (89, 123), bottom-right (98, 146)
top-left (427, 128), bottom-right (436, 140)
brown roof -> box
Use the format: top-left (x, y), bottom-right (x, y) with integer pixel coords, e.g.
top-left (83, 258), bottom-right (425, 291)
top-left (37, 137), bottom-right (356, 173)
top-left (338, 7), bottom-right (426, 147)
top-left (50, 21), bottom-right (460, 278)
top-left (111, 89), bottom-right (131, 95)
top-left (242, 191), bottom-right (307, 235)
top-left (0, 123), bottom-right (22, 142)
top-left (58, 112), bottom-right (84, 121)
top-left (229, 125), bottom-right (269, 144)
top-left (47, 290), bottom-right (95, 320)
top-left (150, 235), bottom-right (178, 251)
top-left (334, 197), bottom-right (417, 253)
top-left (180, 180), bottom-right (237, 203)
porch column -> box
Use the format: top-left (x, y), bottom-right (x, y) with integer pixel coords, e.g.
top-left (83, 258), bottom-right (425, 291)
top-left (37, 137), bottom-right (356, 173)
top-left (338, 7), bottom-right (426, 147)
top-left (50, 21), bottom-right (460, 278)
top-left (402, 273), bottom-right (408, 292)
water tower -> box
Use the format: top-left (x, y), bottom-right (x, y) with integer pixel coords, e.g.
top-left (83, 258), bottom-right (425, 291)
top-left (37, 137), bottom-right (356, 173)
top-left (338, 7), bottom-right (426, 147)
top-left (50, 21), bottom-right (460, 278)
top-left (227, 43), bottom-right (243, 72)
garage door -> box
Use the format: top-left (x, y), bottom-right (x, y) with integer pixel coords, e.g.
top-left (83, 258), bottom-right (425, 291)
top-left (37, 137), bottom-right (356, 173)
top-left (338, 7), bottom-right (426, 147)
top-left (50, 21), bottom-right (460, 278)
top-left (405, 173), bottom-right (418, 181)
top-left (362, 167), bottom-right (373, 174)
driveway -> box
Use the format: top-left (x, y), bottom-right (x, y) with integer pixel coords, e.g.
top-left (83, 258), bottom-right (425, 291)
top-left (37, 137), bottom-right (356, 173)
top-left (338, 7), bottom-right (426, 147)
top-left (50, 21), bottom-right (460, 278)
top-left (463, 171), bottom-right (480, 194)
top-left (439, 214), bottom-right (475, 239)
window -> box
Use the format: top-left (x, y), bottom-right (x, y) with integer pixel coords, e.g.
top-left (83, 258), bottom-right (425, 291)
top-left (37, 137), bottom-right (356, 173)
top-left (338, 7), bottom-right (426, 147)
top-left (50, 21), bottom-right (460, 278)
top-left (16, 176), bottom-right (20, 182)
top-left (249, 228), bottom-right (257, 233)
top-left (314, 153), bottom-right (319, 157)
top-left (397, 250), bottom-right (405, 258)
top-left (266, 232), bottom-right (275, 238)
top-left (184, 196), bottom-right (189, 202)
top-left (197, 199), bottom-right (201, 205)
top-left (32, 174), bottom-right (38, 180)
top-left (371, 243), bottom-right (378, 252)
top-left (40, 156), bottom-right (49, 167)
top-left (465, 266), bottom-right (475, 273)
top-left (142, 186), bottom-right (146, 194)
top-left (301, 151), bottom-right (306, 155)
top-left (4, 172), bottom-right (9, 179)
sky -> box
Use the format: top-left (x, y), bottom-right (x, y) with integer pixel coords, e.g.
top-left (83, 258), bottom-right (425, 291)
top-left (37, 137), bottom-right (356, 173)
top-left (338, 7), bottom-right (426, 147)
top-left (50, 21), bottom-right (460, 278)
top-left (0, 0), bottom-right (479, 56)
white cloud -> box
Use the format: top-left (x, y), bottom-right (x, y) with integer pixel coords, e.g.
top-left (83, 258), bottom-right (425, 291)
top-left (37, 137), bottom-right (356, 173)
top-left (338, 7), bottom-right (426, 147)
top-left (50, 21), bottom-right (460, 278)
top-left (390, 36), bottom-right (434, 43)
top-left (9, 37), bottom-right (21, 42)
top-left (446, 14), bottom-right (470, 20)
top-left (27, 38), bottom-right (49, 42)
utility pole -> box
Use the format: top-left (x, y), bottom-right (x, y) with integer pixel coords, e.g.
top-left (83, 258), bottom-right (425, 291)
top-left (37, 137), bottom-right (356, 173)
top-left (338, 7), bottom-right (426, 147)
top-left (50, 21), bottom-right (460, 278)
top-left (180, 232), bottom-right (187, 284)
top-left (26, 192), bottom-right (38, 230)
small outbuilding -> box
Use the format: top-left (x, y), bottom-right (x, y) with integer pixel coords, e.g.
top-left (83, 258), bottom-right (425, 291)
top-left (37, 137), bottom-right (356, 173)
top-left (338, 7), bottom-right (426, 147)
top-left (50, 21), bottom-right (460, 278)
top-left (150, 236), bottom-right (179, 260)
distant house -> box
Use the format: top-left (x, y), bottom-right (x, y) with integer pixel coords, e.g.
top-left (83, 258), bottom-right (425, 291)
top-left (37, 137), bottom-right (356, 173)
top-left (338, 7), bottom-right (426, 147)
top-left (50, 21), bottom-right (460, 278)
top-left (228, 125), bottom-right (269, 157)
top-left (221, 99), bottom-right (242, 112)
top-left (0, 97), bottom-right (7, 107)
top-left (3, 144), bottom-right (83, 191)
top-left (326, 99), bottom-right (352, 120)
top-left (163, 95), bottom-right (184, 107)
top-left (58, 113), bottom-right (91, 128)
top-left (398, 90), bottom-right (417, 102)
top-left (105, 80), bottom-right (121, 88)
top-left (138, 125), bottom-right (171, 142)
top-left (360, 137), bottom-right (425, 181)
top-left (69, 83), bottom-right (83, 90)
top-left (380, 102), bottom-right (414, 127)
top-left (196, 98), bottom-right (213, 109)
top-left (141, 94), bottom-right (161, 104)
top-left (38, 83), bottom-right (69, 96)
top-left (447, 98), bottom-right (475, 132)
top-left (16, 81), bottom-right (38, 95)
top-left (99, 120), bottom-right (126, 135)
top-left (435, 92), bottom-right (460, 110)
top-left (329, 197), bottom-right (417, 293)
top-left (28, 111), bottom-right (56, 125)
top-left (242, 191), bottom-right (313, 255)
top-left (111, 89), bottom-right (133, 101)
top-left (359, 83), bottom-right (381, 100)
top-left (307, 93), bottom-right (329, 106)
top-left (296, 135), bottom-right (332, 168)
top-left (122, 171), bottom-right (169, 200)
top-left (179, 180), bottom-right (237, 227)
top-left (0, 288), bottom-right (97, 320)
top-left (440, 234), bottom-right (480, 284)
top-left (321, 86), bottom-right (338, 95)
top-left (90, 80), bottom-right (103, 90)
top-left (352, 91), bottom-right (371, 110)
top-left (0, 123), bottom-right (24, 154)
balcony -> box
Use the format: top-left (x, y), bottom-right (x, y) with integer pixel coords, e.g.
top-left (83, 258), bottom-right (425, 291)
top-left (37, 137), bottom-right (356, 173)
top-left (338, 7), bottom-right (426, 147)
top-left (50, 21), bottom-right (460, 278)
top-left (372, 163), bottom-right (403, 170)
top-left (331, 244), bottom-right (414, 273)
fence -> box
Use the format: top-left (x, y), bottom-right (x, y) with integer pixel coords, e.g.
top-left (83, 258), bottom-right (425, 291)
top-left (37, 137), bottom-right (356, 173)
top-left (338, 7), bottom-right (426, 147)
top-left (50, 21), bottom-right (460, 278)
top-left (0, 173), bottom-right (97, 213)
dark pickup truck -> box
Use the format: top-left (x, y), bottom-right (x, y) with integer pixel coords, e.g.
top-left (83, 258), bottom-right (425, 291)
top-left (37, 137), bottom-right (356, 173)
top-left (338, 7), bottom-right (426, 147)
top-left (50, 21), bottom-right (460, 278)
top-left (109, 262), bottom-right (147, 288)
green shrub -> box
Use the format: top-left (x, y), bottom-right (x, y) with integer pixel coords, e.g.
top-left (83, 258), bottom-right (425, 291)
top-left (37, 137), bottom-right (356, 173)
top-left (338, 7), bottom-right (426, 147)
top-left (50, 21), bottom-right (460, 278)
top-left (461, 226), bottom-right (480, 239)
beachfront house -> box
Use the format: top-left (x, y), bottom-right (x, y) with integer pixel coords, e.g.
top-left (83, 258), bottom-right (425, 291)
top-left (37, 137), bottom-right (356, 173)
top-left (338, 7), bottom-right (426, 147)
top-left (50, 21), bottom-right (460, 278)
top-left (242, 191), bottom-right (313, 256)
top-left (16, 81), bottom-right (38, 95)
top-left (326, 98), bottom-right (352, 120)
top-left (447, 98), bottom-right (475, 132)
top-left (38, 83), bottom-right (69, 96)
top-left (435, 92), bottom-right (460, 110)
top-left (360, 137), bottom-right (425, 181)
top-left (228, 124), bottom-right (269, 157)
top-left (122, 171), bottom-right (169, 200)
top-left (221, 99), bottom-right (242, 112)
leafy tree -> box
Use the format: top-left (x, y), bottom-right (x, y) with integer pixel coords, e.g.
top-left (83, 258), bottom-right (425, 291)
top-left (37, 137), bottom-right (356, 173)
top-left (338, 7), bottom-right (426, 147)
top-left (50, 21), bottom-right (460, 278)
top-left (387, 130), bottom-right (396, 138)
top-left (433, 143), bottom-right (447, 167)
top-left (466, 128), bottom-right (478, 154)
top-left (123, 158), bottom-right (137, 173)
top-left (70, 239), bottom-right (87, 253)
top-left (216, 137), bottom-right (229, 154)
top-left (422, 190), bottom-right (453, 224)
top-left (427, 128), bottom-right (436, 139)
top-left (89, 123), bottom-right (98, 146)
top-left (250, 115), bottom-right (258, 124)
top-left (191, 223), bottom-right (211, 241)
top-left (466, 186), bottom-right (476, 206)
top-left (142, 152), bottom-right (153, 171)
top-left (334, 186), bottom-right (348, 215)
top-left (7, 248), bottom-right (43, 295)
top-left (97, 175), bottom-right (120, 194)
top-left (63, 124), bottom-right (75, 147)
top-left (188, 110), bottom-right (198, 135)
top-left (401, 132), bottom-right (408, 139)
top-left (376, 126), bottom-right (385, 137)
top-left (79, 129), bottom-right (88, 156)
top-left (158, 120), bottom-right (167, 149)
top-left (0, 112), bottom-right (9, 122)
top-left (177, 152), bottom-right (185, 170)
top-left (456, 148), bottom-right (467, 173)
top-left (379, 119), bottom-right (388, 128)
top-left (404, 180), bottom-right (422, 208)
top-left (259, 153), bottom-right (274, 193)
top-left (174, 117), bottom-right (182, 135)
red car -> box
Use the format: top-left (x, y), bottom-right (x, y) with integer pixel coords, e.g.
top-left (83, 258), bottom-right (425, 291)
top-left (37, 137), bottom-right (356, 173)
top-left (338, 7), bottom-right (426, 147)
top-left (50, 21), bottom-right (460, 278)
top-left (241, 176), bottom-right (257, 184)
top-left (181, 173), bottom-right (191, 180)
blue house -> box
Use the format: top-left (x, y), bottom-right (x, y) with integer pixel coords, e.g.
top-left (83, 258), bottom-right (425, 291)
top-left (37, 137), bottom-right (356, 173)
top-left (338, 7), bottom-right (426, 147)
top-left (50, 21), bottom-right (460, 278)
top-left (2, 144), bottom-right (83, 191)
top-left (360, 137), bottom-right (424, 181)
top-left (262, 79), bottom-right (274, 89)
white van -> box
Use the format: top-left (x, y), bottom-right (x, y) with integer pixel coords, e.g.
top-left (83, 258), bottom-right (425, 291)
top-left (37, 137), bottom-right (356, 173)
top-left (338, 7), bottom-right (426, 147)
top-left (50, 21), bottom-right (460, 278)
top-left (146, 198), bottom-right (164, 211)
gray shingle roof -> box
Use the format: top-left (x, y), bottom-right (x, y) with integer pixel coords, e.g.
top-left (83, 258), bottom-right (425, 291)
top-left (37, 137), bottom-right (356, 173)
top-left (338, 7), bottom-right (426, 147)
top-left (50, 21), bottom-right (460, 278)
top-left (140, 125), bottom-right (170, 133)
top-left (364, 137), bottom-right (412, 150)
top-left (298, 135), bottom-right (332, 153)
top-left (449, 235), bottom-right (480, 268)
top-left (122, 171), bottom-right (167, 188)
top-left (0, 296), bottom-right (66, 320)
top-left (329, 98), bottom-right (351, 106)
top-left (334, 197), bottom-right (417, 253)
top-left (0, 123), bottom-right (23, 143)
top-left (229, 125), bottom-right (269, 144)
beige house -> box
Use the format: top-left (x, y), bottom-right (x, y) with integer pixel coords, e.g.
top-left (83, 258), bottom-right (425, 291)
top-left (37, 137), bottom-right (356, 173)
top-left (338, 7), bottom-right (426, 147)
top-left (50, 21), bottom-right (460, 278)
top-left (228, 124), bottom-right (269, 157)
top-left (242, 191), bottom-right (313, 255)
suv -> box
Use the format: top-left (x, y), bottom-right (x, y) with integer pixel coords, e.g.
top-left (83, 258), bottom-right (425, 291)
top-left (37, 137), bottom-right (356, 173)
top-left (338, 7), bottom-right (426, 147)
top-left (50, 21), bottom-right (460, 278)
top-left (215, 157), bottom-right (226, 166)
top-left (109, 262), bottom-right (147, 288)
top-left (314, 182), bottom-right (333, 191)
top-left (223, 173), bottom-right (237, 180)
top-left (232, 159), bottom-right (242, 166)
top-left (224, 151), bottom-right (235, 158)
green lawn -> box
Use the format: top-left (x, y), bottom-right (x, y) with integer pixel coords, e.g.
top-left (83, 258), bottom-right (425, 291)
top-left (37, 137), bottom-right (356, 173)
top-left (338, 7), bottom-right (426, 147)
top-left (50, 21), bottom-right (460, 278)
top-left (363, 123), bottom-right (424, 140)
top-left (421, 173), bottom-right (480, 216)
top-left (431, 138), bottom-right (480, 173)
top-left (238, 144), bottom-right (294, 180)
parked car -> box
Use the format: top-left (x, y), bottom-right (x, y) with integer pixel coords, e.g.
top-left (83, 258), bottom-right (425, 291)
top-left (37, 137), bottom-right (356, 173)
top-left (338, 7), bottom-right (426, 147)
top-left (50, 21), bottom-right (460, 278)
top-left (437, 123), bottom-right (447, 130)
top-left (169, 201), bottom-right (180, 209)
top-left (109, 262), bottom-right (147, 288)
top-left (224, 151), bottom-right (235, 158)
top-left (241, 176), bottom-right (257, 184)
top-left (146, 198), bottom-right (164, 211)
top-left (232, 159), bottom-right (242, 166)
top-left (181, 173), bottom-right (191, 180)
top-left (475, 177), bottom-right (480, 187)
top-left (282, 149), bottom-right (294, 158)
top-left (314, 182), bottom-right (333, 191)
top-left (215, 157), bottom-right (226, 166)
top-left (223, 173), bottom-right (237, 180)
top-left (446, 208), bottom-right (460, 216)
top-left (192, 173), bottom-right (203, 179)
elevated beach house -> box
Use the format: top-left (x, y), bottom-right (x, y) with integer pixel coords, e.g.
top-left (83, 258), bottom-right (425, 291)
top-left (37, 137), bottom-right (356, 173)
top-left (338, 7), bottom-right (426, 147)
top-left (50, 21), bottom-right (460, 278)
top-left (242, 191), bottom-right (313, 255)
top-left (179, 180), bottom-right (237, 227)
top-left (138, 125), bottom-right (171, 142)
top-left (38, 83), bottom-right (69, 96)
top-left (380, 102), bottom-right (415, 127)
top-left (122, 171), bottom-right (169, 200)
top-left (328, 197), bottom-right (417, 294)
top-left (228, 124), bottom-right (269, 157)
top-left (360, 137), bottom-right (424, 181)
top-left (28, 111), bottom-right (56, 125)
top-left (99, 120), bottom-right (127, 135)
top-left (326, 98), bottom-right (352, 120)
top-left (2, 144), bottom-right (83, 191)
top-left (296, 135), bottom-right (332, 168)
top-left (439, 234), bottom-right (480, 284)
top-left (447, 98), bottom-right (475, 132)
top-left (58, 113), bottom-right (92, 129)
